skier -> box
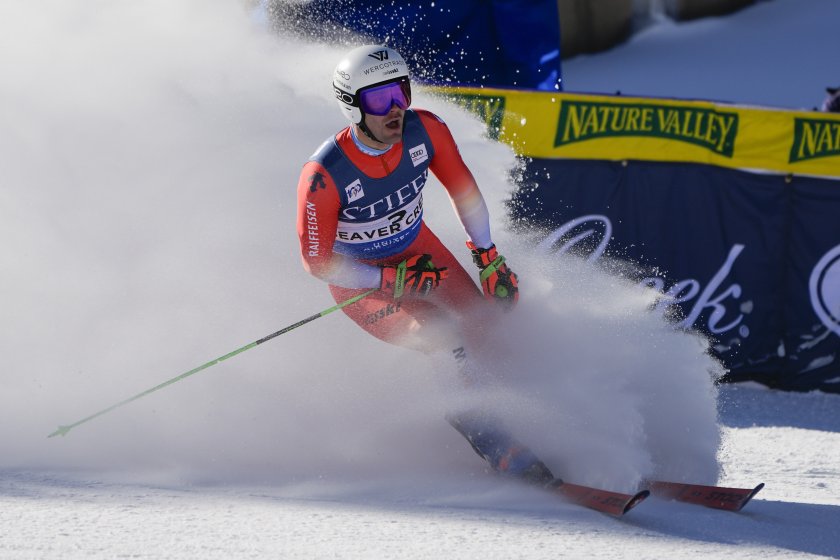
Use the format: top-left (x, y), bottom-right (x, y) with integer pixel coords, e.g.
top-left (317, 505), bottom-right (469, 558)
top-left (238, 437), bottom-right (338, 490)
top-left (296, 44), bottom-right (553, 485)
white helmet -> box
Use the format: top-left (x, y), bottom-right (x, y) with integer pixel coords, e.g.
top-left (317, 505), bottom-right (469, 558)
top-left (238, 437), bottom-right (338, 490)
top-left (333, 45), bottom-right (410, 124)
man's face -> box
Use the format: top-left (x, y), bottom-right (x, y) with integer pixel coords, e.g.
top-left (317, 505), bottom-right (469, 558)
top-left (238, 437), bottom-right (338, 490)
top-left (361, 105), bottom-right (405, 147)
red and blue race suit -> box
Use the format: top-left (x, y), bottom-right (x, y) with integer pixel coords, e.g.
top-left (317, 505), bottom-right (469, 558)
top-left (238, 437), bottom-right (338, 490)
top-left (296, 109), bottom-right (493, 351)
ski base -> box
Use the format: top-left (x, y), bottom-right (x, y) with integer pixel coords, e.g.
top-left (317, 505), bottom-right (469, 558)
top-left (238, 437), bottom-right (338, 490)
top-left (647, 480), bottom-right (764, 511)
top-left (548, 479), bottom-right (650, 516)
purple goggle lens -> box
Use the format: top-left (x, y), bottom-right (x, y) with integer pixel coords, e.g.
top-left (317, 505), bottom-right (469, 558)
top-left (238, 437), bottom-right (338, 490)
top-left (359, 79), bottom-right (412, 116)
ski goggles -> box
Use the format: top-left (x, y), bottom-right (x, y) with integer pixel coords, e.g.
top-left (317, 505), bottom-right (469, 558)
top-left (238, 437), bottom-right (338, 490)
top-left (358, 78), bottom-right (412, 116)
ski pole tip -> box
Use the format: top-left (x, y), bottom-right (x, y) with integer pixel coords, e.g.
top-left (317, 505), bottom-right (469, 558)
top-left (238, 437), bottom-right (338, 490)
top-left (47, 426), bottom-right (71, 439)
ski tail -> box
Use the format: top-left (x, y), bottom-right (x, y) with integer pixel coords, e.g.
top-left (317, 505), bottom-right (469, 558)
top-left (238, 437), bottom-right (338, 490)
top-left (646, 480), bottom-right (764, 511)
top-left (548, 479), bottom-right (650, 516)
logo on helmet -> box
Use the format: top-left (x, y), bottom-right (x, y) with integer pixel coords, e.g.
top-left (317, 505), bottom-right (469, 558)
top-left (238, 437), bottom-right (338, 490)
top-left (333, 86), bottom-right (354, 105)
top-left (368, 50), bottom-right (390, 62)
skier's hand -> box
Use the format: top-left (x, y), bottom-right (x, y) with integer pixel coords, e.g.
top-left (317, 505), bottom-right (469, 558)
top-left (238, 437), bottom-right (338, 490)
top-left (380, 254), bottom-right (449, 298)
top-left (467, 241), bottom-right (518, 309)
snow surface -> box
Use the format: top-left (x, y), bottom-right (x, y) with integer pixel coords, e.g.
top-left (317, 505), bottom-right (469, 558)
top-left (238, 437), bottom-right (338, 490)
top-left (1, 0), bottom-right (840, 558)
top-left (563, 0), bottom-right (840, 111)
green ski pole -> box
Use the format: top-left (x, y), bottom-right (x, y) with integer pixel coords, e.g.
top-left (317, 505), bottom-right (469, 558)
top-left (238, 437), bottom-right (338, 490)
top-left (48, 288), bottom-right (377, 438)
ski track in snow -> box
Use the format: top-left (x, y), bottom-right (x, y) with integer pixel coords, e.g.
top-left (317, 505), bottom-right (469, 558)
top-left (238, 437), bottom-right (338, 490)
top-left (3, 385), bottom-right (840, 559)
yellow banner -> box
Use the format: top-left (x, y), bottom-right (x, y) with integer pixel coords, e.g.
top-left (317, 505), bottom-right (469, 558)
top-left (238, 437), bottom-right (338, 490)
top-left (430, 86), bottom-right (840, 180)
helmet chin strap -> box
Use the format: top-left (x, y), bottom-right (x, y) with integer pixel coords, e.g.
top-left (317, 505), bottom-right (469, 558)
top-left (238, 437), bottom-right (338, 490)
top-left (357, 116), bottom-right (384, 145)
top-left (357, 111), bottom-right (405, 146)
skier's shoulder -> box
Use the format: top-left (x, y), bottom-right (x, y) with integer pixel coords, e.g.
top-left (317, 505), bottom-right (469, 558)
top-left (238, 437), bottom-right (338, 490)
top-left (410, 108), bottom-right (457, 156)
top-left (412, 107), bottom-right (449, 129)
top-left (307, 129), bottom-right (349, 167)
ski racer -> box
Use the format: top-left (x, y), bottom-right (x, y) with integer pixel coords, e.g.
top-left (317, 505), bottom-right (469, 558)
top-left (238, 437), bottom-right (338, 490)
top-left (296, 45), bottom-right (552, 485)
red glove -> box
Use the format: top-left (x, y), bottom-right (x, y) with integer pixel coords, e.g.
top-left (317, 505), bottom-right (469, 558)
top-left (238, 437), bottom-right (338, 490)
top-left (381, 254), bottom-right (449, 298)
top-left (466, 241), bottom-right (519, 308)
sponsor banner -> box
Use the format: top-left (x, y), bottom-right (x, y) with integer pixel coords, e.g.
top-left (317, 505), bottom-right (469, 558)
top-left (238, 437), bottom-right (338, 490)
top-left (431, 86), bottom-right (840, 179)
top-left (784, 179), bottom-right (840, 390)
top-left (510, 158), bottom-right (840, 392)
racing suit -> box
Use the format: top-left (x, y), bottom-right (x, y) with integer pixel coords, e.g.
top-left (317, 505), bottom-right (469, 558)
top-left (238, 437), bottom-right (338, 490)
top-left (296, 108), bottom-right (492, 359)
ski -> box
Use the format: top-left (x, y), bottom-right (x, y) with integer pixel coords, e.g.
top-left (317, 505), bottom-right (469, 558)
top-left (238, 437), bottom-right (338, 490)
top-left (547, 479), bottom-right (650, 516)
top-left (646, 480), bottom-right (765, 511)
